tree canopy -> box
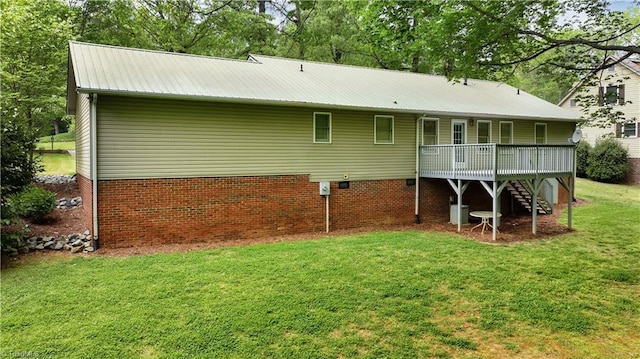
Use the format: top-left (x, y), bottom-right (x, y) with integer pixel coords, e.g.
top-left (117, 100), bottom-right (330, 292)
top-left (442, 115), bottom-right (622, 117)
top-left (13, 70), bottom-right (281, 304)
top-left (1, 0), bottom-right (639, 136)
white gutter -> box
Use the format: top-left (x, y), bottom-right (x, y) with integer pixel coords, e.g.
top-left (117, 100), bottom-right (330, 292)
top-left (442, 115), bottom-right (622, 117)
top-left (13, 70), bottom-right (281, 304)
top-left (90, 93), bottom-right (99, 249)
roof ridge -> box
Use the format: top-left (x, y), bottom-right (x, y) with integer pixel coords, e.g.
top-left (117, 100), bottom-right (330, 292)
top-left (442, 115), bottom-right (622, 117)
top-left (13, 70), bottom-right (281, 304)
top-left (69, 41), bottom-right (257, 65)
top-left (248, 53), bottom-right (513, 88)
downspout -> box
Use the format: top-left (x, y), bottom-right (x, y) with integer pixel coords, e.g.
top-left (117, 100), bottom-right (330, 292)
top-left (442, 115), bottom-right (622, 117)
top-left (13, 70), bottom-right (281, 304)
top-left (414, 117), bottom-right (421, 224)
top-left (89, 93), bottom-right (99, 250)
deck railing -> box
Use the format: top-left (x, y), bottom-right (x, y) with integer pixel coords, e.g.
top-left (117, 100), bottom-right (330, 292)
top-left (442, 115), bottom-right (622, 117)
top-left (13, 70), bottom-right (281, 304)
top-left (419, 144), bottom-right (575, 181)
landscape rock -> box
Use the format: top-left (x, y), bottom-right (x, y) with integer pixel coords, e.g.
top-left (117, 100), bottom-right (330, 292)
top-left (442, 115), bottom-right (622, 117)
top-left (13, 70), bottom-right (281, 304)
top-left (71, 246), bottom-right (84, 254)
top-left (44, 241), bottom-right (55, 249)
top-left (53, 242), bottom-right (64, 250)
top-left (18, 246), bottom-right (30, 254)
top-left (56, 196), bottom-right (83, 209)
top-left (84, 247), bottom-right (94, 252)
top-left (36, 174), bottom-right (77, 185)
top-left (71, 239), bottom-right (84, 247)
top-left (35, 244), bottom-right (45, 250)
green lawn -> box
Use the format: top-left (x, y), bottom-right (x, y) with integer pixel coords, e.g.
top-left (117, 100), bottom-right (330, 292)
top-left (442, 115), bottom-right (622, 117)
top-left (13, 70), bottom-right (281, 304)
top-left (36, 140), bottom-right (75, 151)
top-left (37, 132), bottom-right (75, 151)
top-left (1, 179), bottom-right (639, 358)
top-left (39, 153), bottom-right (75, 175)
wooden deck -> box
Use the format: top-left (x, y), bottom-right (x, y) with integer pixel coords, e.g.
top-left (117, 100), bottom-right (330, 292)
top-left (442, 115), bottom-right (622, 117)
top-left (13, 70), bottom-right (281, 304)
top-left (419, 144), bottom-right (575, 181)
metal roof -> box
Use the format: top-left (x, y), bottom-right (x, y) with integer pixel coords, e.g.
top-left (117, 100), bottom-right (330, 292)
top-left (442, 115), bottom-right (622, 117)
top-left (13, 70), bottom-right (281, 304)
top-left (67, 41), bottom-right (578, 121)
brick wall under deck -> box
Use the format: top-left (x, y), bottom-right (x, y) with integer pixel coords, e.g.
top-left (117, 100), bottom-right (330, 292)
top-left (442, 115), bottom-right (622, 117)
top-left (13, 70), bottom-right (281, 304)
top-left (77, 174), bottom-right (93, 236)
top-left (97, 176), bottom-right (426, 248)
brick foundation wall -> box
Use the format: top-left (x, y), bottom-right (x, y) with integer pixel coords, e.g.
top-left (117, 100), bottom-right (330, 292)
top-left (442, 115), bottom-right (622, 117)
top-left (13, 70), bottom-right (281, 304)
top-left (97, 176), bottom-right (430, 248)
top-left (92, 175), bottom-right (571, 248)
top-left (624, 158), bottom-right (640, 185)
top-left (77, 174), bottom-right (93, 236)
top-left (330, 179), bottom-right (417, 228)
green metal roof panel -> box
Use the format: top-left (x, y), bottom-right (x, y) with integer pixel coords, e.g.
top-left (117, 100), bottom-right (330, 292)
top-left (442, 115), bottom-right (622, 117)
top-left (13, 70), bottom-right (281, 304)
top-left (68, 41), bottom-right (579, 122)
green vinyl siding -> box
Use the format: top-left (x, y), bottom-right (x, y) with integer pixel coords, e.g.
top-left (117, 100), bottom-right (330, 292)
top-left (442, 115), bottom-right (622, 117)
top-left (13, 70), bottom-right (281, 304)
top-left (96, 96), bottom-right (416, 181)
top-left (447, 118), bottom-right (574, 145)
top-left (75, 93), bottom-right (91, 178)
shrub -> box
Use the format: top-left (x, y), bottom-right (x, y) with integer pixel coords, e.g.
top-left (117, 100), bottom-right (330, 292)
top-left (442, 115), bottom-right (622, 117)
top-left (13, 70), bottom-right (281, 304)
top-left (13, 186), bottom-right (56, 221)
top-left (587, 138), bottom-right (629, 183)
top-left (575, 141), bottom-right (591, 178)
top-left (1, 118), bottom-right (41, 194)
top-left (0, 192), bottom-right (25, 248)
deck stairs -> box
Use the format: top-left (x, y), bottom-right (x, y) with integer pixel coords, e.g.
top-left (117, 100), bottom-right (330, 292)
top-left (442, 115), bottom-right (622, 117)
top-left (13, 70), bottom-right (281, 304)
top-left (506, 180), bottom-right (553, 214)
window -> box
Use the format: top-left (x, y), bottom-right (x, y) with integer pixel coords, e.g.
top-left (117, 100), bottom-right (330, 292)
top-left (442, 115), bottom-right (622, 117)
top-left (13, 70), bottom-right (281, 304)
top-left (535, 123), bottom-right (547, 144)
top-left (422, 118), bottom-right (438, 145)
top-left (623, 122), bottom-right (638, 138)
top-left (607, 65), bottom-right (615, 73)
top-left (570, 99), bottom-right (577, 108)
top-left (499, 121), bottom-right (513, 144)
top-left (313, 112), bottom-right (331, 143)
top-left (600, 84), bottom-right (625, 106)
top-left (374, 115), bottom-right (394, 144)
top-left (477, 120), bottom-right (491, 144)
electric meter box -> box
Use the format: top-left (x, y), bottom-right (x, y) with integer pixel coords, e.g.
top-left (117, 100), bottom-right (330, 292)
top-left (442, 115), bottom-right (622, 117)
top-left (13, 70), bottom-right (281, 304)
top-left (319, 181), bottom-right (330, 196)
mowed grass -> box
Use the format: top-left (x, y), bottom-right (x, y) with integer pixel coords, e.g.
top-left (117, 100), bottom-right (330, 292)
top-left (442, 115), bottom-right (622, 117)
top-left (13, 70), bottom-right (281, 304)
top-left (36, 140), bottom-right (75, 151)
top-left (39, 153), bottom-right (75, 175)
top-left (1, 179), bottom-right (639, 358)
top-left (37, 133), bottom-right (75, 151)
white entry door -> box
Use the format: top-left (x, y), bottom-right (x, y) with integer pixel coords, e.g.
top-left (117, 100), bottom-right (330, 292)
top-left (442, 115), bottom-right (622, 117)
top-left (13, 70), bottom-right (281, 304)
top-left (452, 120), bottom-right (467, 169)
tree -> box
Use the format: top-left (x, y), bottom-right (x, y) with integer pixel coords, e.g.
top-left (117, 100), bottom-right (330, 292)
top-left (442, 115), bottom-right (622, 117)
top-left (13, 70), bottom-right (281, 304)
top-left (448, 0), bottom-right (639, 77)
top-left (351, 1), bottom-right (446, 73)
top-left (272, 0), bottom-right (371, 65)
top-left (1, 0), bottom-right (74, 138)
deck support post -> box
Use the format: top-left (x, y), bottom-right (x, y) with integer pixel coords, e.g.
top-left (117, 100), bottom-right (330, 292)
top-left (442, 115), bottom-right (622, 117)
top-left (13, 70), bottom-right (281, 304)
top-left (557, 177), bottom-right (574, 230)
top-left (446, 179), bottom-right (470, 232)
top-left (527, 178), bottom-right (544, 235)
top-left (492, 181), bottom-right (498, 241)
top-left (479, 180), bottom-right (508, 240)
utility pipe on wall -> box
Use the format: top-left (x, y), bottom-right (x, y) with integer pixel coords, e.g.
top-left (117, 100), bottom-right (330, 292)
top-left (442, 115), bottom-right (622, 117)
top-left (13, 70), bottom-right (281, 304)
top-left (414, 117), bottom-right (421, 224)
top-left (325, 195), bottom-right (329, 233)
top-left (89, 93), bottom-right (99, 249)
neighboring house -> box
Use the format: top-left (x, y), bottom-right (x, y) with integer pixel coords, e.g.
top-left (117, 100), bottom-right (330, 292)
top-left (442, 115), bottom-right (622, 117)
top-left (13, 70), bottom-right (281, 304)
top-left (66, 42), bottom-right (579, 248)
top-left (558, 55), bottom-right (640, 184)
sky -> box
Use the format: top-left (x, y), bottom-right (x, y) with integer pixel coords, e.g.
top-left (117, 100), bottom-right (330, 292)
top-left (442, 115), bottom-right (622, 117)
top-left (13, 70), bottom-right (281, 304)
top-left (608, 0), bottom-right (639, 11)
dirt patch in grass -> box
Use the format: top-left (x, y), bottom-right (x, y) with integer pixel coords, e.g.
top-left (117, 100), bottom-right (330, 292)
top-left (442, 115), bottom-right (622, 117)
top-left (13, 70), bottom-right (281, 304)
top-left (19, 182), bottom-right (587, 258)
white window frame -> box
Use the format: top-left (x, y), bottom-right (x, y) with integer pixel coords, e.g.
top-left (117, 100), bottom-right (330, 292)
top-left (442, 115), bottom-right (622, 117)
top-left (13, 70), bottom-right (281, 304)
top-left (622, 121), bottom-right (638, 138)
top-left (534, 123), bottom-right (547, 144)
top-left (499, 121), bottom-right (513, 144)
top-left (374, 115), bottom-right (394, 144)
top-left (421, 117), bottom-right (439, 145)
top-left (313, 112), bottom-right (332, 144)
top-left (451, 119), bottom-right (467, 144)
top-left (477, 120), bottom-right (492, 144)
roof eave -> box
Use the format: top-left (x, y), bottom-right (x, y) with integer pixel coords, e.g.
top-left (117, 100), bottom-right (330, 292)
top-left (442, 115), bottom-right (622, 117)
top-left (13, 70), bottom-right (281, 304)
top-left (75, 88), bottom-right (578, 122)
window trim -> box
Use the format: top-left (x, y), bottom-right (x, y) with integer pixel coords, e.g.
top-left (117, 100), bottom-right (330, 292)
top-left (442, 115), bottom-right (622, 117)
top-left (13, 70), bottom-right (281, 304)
top-left (451, 119), bottom-right (468, 144)
top-left (421, 117), bottom-right (439, 145)
top-left (374, 115), bottom-right (394, 144)
top-left (313, 112), bottom-right (332, 144)
top-left (534, 123), bottom-right (547, 144)
top-left (476, 120), bottom-right (492, 144)
top-left (622, 121), bottom-right (638, 138)
top-left (499, 121), bottom-right (513, 144)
